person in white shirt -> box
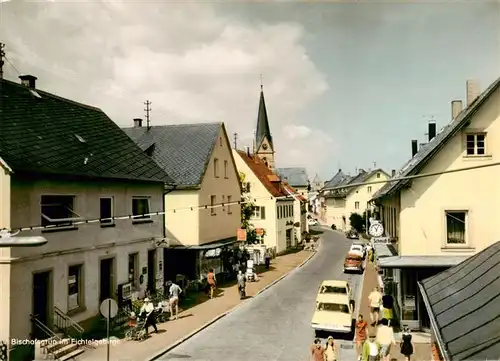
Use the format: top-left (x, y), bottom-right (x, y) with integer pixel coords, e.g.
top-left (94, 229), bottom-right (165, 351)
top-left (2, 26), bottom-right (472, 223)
top-left (368, 286), bottom-right (383, 326)
top-left (168, 281), bottom-right (182, 320)
top-left (140, 298), bottom-right (157, 335)
top-left (376, 318), bottom-right (396, 361)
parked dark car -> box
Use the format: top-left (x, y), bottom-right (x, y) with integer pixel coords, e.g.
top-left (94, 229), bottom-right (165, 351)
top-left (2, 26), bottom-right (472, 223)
top-left (345, 230), bottom-right (359, 239)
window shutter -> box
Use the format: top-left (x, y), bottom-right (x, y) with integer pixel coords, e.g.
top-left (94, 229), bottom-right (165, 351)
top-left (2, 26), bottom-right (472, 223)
top-left (261, 207), bottom-right (266, 220)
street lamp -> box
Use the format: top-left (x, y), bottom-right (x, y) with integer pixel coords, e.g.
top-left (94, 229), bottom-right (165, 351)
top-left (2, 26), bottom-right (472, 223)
top-left (0, 229), bottom-right (48, 247)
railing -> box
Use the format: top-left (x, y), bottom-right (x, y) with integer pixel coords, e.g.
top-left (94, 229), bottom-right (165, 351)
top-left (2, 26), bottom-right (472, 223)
top-left (30, 314), bottom-right (61, 360)
top-left (53, 306), bottom-right (84, 338)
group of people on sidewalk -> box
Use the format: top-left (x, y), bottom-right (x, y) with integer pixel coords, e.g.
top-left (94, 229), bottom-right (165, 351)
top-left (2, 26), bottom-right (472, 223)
top-left (352, 286), bottom-right (414, 361)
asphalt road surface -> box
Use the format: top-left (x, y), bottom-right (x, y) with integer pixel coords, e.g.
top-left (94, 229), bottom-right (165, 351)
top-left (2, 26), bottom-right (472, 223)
top-left (156, 227), bottom-right (365, 361)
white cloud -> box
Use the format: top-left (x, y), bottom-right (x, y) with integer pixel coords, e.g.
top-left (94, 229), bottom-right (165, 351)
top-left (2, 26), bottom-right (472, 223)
top-left (283, 124), bottom-right (312, 140)
top-left (1, 1), bottom-right (329, 172)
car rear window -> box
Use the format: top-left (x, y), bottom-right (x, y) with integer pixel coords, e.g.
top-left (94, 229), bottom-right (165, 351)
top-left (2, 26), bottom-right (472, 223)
top-left (317, 302), bottom-right (349, 313)
top-left (321, 286), bottom-right (347, 294)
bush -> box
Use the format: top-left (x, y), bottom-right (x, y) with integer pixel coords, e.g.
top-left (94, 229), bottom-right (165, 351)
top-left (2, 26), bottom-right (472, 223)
top-left (349, 213), bottom-right (364, 233)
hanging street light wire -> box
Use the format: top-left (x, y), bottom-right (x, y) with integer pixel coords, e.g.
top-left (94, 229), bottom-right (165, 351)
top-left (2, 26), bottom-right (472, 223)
top-left (8, 160), bottom-right (500, 233)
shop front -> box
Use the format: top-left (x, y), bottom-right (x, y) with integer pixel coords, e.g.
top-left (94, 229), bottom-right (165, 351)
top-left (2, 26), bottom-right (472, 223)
top-left (163, 237), bottom-right (242, 288)
top-left (378, 255), bottom-right (468, 331)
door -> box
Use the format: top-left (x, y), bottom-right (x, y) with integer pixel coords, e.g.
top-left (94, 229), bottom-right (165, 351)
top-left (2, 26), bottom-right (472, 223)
top-left (147, 249), bottom-right (156, 293)
top-left (32, 271), bottom-right (52, 339)
top-left (100, 258), bottom-right (114, 302)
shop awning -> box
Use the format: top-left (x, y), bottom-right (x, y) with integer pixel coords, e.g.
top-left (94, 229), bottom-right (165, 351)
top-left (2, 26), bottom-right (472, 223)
top-left (418, 241), bottom-right (500, 361)
top-left (168, 237), bottom-right (239, 250)
top-left (374, 243), bottom-right (398, 258)
top-left (378, 255), bottom-right (469, 268)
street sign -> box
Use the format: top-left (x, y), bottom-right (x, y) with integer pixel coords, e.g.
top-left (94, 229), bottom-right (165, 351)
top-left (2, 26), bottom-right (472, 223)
top-left (368, 222), bottom-right (384, 237)
top-left (99, 298), bottom-right (118, 361)
top-left (100, 298), bottom-right (118, 319)
top-left (237, 228), bottom-right (247, 241)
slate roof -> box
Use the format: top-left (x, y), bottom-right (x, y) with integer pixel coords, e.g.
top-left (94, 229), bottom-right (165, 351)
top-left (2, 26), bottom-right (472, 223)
top-left (276, 167), bottom-right (309, 187)
top-left (372, 75), bottom-right (500, 201)
top-left (236, 150), bottom-right (288, 198)
top-left (322, 169), bottom-right (386, 198)
top-left (418, 241), bottom-right (500, 361)
top-left (123, 123), bottom-right (222, 189)
top-left (255, 89), bottom-right (273, 150)
top-left (0, 78), bottom-right (173, 183)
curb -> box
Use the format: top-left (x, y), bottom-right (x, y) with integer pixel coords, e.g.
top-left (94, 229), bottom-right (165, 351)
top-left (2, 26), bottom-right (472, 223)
top-left (146, 248), bottom-right (319, 361)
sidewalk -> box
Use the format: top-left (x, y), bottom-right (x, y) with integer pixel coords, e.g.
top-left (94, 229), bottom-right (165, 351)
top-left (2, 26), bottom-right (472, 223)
top-left (359, 263), bottom-right (431, 361)
top-left (78, 250), bottom-right (313, 361)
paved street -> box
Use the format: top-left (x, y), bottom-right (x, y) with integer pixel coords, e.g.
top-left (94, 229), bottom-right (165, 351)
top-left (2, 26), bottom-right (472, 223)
top-left (156, 227), bottom-right (364, 361)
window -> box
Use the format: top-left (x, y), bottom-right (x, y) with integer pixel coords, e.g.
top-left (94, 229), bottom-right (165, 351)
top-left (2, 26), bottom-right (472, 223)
top-left (290, 205), bottom-right (293, 217)
top-left (466, 133), bottom-right (486, 156)
top-left (68, 264), bottom-right (84, 311)
top-left (284, 205), bottom-right (288, 218)
top-left (252, 206), bottom-right (266, 220)
top-left (41, 195), bottom-right (80, 228)
top-left (221, 195), bottom-right (225, 212)
top-left (446, 211), bottom-right (467, 245)
top-left (214, 158), bottom-right (219, 178)
top-left (132, 197), bottom-right (151, 222)
top-left (224, 160), bottom-right (228, 178)
top-left (355, 201), bottom-right (360, 209)
top-left (128, 253), bottom-right (139, 288)
top-left (211, 195), bottom-right (216, 215)
top-left (100, 197), bottom-right (114, 225)
top-left (377, 173), bottom-right (381, 178)
top-left (367, 186), bottom-right (372, 193)
top-left (219, 137), bottom-right (223, 146)
top-left (227, 195), bottom-right (232, 214)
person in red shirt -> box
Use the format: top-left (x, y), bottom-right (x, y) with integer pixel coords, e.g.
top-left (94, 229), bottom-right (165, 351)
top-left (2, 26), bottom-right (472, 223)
top-left (355, 314), bottom-right (369, 361)
top-left (207, 269), bottom-right (216, 299)
top-left (310, 338), bottom-right (325, 361)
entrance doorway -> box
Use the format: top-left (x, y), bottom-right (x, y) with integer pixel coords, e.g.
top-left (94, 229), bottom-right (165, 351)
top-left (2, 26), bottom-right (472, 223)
top-left (147, 249), bottom-right (156, 293)
top-left (100, 258), bottom-right (115, 302)
top-left (32, 271), bottom-right (52, 339)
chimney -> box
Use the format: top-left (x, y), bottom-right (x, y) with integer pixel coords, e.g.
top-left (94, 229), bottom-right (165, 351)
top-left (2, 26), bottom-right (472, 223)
top-left (451, 100), bottom-right (463, 119)
top-left (19, 75), bottom-right (37, 89)
top-left (411, 140), bottom-right (418, 157)
top-left (466, 79), bottom-right (480, 106)
top-left (428, 121), bottom-right (436, 141)
top-left (245, 146), bottom-right (251, 157)
top-left (391, 169), bottom-right (396, 177)
top-left (133, 118), bottom-right (143, 128)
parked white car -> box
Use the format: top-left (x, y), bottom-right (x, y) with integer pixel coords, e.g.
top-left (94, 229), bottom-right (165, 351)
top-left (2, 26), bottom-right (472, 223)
top-left (308, 218), bottom-right (319, 226)
top-left (349, 244), bottom-right (365, 258)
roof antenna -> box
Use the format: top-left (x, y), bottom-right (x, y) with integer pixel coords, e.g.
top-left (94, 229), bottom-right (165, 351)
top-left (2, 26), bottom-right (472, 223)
top-left (144, 100), bottom-right (152, 130)
top-left (233, 132), bottom-right (238, 149)
top-left (260, 74), bottom-right (263, 91)
top-left (0, 42), bottom-right (5, 80)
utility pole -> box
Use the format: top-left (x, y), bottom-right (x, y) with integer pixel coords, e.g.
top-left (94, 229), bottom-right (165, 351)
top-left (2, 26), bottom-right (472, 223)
top-left (233, 132), bottom-right (238, 149)
top-left (0, 42), bottom-right (5, 80)
top-left (144, 100), bottom-right (152, 129)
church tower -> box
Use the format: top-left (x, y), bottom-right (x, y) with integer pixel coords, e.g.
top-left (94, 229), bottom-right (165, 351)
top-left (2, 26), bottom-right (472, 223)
top-left (254, 82), bottom-right (275, 170)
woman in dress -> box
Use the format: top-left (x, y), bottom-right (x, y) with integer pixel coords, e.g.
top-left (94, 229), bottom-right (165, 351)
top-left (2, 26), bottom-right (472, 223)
top-left (324, 336), bottom-right (338, 361)
top-left (400, 327), bottom-right (414, 361)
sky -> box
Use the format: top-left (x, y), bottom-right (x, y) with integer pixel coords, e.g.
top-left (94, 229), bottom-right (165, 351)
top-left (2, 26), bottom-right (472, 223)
top-left (1, 0), bottom-right (499, 182)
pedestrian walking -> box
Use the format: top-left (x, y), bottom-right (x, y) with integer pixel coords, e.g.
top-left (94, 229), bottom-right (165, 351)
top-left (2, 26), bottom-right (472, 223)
top-left (376, 318), bottom-right (396, 361)
top-left (368, 286), bottom-right (383, 326)
top-left (207, 268), bottom-right (217, 299)
top-left (264, 250), bottom-right (271, 270)
top-left (362, 332), bottom-right (381, 361)
top-left (237, 270), bottom-right (246, 299)
top-left (139, 298), bottom-right (158, 335)
top-left (310, 338), bottom-right (325, 361)
top-left (324, 336), bottom-right (338, 361)
top-left (400, 327), bottom-right (414, 361)
top-left (381, 293), bottom-right (394, 326)
top-left (167, 281), bottom-right (182, 320)
top-left (355, 315), bottom-right (369, 361)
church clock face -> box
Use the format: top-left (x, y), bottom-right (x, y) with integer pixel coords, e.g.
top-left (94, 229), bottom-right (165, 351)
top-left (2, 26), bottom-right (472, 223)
top-left (262, 143), bottom-right (268, 150)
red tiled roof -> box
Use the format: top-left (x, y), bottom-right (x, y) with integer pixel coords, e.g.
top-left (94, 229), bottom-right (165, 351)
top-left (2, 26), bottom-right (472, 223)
top-left (237, 150), bottom-right (288, 198)
top-left (284, 184), bottom-right (307, 202)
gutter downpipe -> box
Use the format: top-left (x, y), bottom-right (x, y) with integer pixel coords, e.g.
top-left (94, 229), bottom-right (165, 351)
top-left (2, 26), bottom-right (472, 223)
top-left (417, 282), bottom-right (451, 361)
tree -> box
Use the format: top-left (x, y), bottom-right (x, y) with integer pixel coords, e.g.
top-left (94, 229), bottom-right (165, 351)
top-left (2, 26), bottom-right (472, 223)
top-left (239, 172), bottom-right (262, 244)
top-left (349, 212), bottom-right (364, 233)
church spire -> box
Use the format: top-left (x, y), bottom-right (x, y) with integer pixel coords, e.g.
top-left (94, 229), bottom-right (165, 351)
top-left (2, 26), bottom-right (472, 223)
top-left (255, 76), bottom-right (273, 151)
